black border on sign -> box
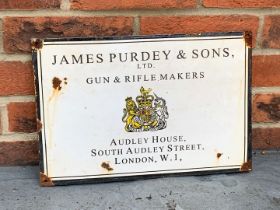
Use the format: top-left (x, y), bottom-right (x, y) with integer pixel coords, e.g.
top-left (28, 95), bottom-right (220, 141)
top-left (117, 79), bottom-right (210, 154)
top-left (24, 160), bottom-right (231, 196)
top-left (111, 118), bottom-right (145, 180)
top-left (31, 32), bottom-right (252, 186)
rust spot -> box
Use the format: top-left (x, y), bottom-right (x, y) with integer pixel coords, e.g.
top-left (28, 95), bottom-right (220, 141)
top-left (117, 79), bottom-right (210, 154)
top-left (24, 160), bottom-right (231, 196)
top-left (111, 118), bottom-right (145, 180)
top-left (52, 77), bottom-right (62, 91)
top-left (63, 78), bottom-right (68, 85)
top-left (257, 97), bottom-right (280, 122)
top-left (244, 31), bottom-right (252, 48)
top-left (101, 162), bottom-right (113, 171)
top-left (31, 39), bottom-right (43, 50)
top-left (240, 160), bottom-right (252, 172)
top-left (217, 153), bottom-right (223, 159)
top-left (40, 172), bottom-right (54, 187)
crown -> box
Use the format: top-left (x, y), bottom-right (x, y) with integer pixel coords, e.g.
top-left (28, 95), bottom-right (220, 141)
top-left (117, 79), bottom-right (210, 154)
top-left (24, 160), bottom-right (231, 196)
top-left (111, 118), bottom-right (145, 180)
top-left (136, 87), bottom-right (154, 107)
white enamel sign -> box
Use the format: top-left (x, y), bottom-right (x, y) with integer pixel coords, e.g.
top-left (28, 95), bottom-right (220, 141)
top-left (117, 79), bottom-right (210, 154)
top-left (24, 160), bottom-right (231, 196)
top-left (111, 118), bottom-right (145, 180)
top-left (32, 33), bottom-right (252, 186)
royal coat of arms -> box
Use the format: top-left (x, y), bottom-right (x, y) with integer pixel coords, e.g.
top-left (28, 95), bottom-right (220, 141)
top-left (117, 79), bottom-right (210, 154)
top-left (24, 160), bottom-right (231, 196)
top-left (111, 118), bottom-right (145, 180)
top-left (122, 87), bottom-right (169, 132)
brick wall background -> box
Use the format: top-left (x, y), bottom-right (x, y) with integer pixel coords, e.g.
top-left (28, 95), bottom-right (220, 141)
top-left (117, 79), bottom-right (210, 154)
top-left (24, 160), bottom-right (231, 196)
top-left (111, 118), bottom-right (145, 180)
top-left (0, 0), bottom-right (279, 165)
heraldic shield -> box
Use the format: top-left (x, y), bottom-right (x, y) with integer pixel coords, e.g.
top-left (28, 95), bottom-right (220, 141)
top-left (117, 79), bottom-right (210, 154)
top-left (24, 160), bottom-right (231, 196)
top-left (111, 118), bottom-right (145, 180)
top-left (122, 87), bottom-right (169, 132)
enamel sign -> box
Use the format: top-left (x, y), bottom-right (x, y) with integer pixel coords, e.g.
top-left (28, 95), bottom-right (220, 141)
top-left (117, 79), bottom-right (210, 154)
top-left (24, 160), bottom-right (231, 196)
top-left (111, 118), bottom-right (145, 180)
top-left (32, 32), bottom-right (252, 186)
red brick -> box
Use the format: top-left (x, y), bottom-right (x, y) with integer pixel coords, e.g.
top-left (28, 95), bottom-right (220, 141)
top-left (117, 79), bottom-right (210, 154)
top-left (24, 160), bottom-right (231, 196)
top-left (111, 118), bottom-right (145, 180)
top-left (140, 16), bottom-right (259, 47)
top-left (0, 0), bottom-right (60, 10)
top-left (0, 141), bottom-right (38, 165)
top-left (0, 61), bottom-right (35, 96)
top-left (3, 16), bottom-right (134, 53)
top-left (0, 113), bottom-right (2, 134)
top-left (8, 102), bottom-right (37, 133)
top-left (70, 0), bottom-right (196, 10)
top-left (262, 16), bottom-right (280, 48)
top-left (252, 94), bottom-right (280, 123)
top-left (203, 0), bottom-right (280, 8)
top-left (252, 55), bottom-right (280, 87)
top-left (253, 128), bottom-right (280, 149)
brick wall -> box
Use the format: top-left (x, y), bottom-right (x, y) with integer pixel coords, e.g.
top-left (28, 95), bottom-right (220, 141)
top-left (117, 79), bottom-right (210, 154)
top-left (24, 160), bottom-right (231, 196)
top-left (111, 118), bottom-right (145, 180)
top-left (0, 0), bottom-right (279, 165)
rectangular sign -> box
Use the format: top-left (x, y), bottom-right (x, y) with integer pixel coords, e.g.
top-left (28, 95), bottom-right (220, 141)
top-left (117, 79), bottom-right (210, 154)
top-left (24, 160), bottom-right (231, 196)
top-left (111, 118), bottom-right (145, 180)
top-left (32, 32), bottom-right (252, 186)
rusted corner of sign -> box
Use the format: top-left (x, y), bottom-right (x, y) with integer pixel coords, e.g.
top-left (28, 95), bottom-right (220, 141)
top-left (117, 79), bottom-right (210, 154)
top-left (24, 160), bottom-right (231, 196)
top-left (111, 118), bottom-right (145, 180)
top-left (240, 160), bottom-right (252, 172)
top-left (244, 31), bottom-right (252, 48)
top-left (31, 38), bottom-right (44, 51)
top-left (40, 172), bottom-right (54, 187)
